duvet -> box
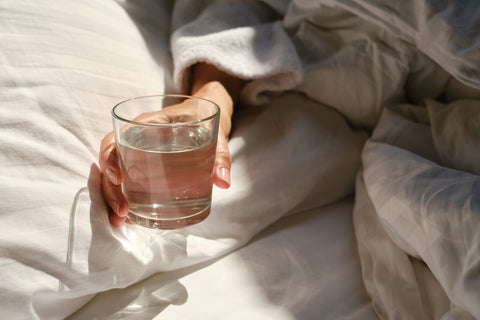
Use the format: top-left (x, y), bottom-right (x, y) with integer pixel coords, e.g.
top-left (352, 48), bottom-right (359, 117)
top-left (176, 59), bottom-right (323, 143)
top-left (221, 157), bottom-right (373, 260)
top-left (1, 0), bottom-right (479, 319)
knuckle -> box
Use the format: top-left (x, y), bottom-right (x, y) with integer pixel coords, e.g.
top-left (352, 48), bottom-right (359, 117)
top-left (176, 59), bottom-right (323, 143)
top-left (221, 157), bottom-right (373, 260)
top-left (100, 144), bottom-right (117, 169)
top-left (99, 133), bottom-right (115, 164)
top-left (215, 151), bottom-right (232, 167)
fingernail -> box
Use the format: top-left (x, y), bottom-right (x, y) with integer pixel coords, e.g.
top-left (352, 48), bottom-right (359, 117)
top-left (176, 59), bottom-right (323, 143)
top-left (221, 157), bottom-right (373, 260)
top-left (105, 168), bottom-right (118, 185)
top-left (217, 167), bottom-right (231, 188)
top-left (118, 205), bottom-right (128, 217)
top-left (112, 200), bottom-right (120, 214)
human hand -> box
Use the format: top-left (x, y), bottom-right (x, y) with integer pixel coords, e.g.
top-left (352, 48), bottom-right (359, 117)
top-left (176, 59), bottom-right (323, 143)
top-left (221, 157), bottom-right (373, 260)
top-left (100, 70), bottom-right (242, 226)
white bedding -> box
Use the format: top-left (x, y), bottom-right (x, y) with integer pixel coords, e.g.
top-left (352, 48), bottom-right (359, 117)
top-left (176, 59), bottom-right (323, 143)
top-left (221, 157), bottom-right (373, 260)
top-left (1, 0), bottom-right (479, 319)
top-left (64, 198), bottom-right (376, 320)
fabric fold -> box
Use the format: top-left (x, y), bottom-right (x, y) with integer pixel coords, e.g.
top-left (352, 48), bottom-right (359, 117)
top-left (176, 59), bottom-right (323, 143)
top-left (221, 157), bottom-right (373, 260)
top-left (171, 0), bottom-right (303, 104)
top-left (355, 105), bottom-right (480, 319)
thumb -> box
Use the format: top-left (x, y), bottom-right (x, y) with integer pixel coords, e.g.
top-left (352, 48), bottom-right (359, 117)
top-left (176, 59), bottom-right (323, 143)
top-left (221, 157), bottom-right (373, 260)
top-left (213, 131), bottom-right (231, 189)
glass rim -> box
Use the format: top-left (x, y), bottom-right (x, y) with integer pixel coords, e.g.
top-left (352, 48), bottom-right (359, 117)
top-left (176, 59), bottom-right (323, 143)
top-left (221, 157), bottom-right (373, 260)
top-left (112, 94), bottom-right (220, 127)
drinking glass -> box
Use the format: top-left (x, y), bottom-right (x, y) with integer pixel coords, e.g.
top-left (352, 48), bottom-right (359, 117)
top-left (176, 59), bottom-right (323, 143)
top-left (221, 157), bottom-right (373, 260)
top-left (112, 95), bottom-right (220, 229)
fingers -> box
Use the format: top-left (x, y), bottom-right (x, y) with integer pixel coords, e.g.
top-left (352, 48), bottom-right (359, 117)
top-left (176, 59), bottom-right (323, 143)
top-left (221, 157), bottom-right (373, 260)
top-left (101, 169), bottom-right (130, 227)
top-left (188, 77), bottom-right (237, 189)
top-left (213, 129), bottom-right (232, 189)
top-left (99, 132), bottom-right (122, 185)
top-left (100, 131), bottom-right (129, 226)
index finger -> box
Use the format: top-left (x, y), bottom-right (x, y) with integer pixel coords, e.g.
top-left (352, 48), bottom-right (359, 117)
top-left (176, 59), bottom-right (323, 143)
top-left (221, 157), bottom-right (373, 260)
top-left (99, 131), bottom-right (122, 185)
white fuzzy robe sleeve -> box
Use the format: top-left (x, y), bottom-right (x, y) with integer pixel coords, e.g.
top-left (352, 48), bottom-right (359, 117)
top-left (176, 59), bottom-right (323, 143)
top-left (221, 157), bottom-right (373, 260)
top-left (171, 0), bottom-right (303, 106)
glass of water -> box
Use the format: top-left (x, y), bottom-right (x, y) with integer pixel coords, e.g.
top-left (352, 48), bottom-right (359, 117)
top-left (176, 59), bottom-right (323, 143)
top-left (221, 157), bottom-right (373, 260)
top-left (112, 95), bottom-right (220, 229)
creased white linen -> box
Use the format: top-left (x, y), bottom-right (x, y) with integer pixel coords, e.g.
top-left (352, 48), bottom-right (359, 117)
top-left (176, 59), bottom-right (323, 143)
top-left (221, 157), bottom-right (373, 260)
top-left (63, 199), bottom-right (377, 320)
top-left (355, 103), bottom-right (480, 319)
top-left (1, 0), bottom-right (173, 318)
top-left (171, 0), bottom-right (480, 318)
top-left (172, 0), bottom-right (479, 129)
top-left (1, 2), bottom-right (369, 317)
top-left (2, 0), bottom-right (480, 319)
top-left (31, 92), bottom-right (366, 319)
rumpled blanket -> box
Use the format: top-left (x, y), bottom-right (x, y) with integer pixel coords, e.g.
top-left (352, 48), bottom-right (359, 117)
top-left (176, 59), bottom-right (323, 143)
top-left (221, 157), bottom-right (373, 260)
top-left (173, 0), bottom-right (480, 318)
top-left (1, 0), bottom-right (479, 319)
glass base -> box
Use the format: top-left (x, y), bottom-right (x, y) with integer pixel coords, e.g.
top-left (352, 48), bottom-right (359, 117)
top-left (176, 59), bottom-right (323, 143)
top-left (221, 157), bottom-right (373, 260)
top-left (127, 205), bottom-right (211, 230)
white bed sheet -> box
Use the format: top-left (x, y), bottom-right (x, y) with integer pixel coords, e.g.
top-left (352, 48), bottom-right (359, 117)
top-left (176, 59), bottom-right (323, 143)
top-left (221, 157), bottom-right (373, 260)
top-left (0, 1), bottom-right (373, 319)
top-left (65, 198), bottom-right (376, 320)
top-left (2, 0), bottom-right (480, 319)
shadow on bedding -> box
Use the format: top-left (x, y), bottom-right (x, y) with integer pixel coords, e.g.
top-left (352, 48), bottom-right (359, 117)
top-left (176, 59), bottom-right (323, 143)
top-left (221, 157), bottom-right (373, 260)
top-left (66, 272), bottom-right (187, 320)
top-left (62, 164), bottom-right (239, 319)
top-left (33, 164), bottom-right (192, 319)
top-left (61, 160), bottom-right (242, 319)
top-left (235, 199), bottom-right (378, 319)
top-left (118, 0), bottom-right (175, 93)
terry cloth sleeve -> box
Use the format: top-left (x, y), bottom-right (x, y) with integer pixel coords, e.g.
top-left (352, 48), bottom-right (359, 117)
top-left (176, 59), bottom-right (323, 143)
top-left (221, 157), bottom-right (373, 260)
top-left (170, 0), bottom-right (303, 106)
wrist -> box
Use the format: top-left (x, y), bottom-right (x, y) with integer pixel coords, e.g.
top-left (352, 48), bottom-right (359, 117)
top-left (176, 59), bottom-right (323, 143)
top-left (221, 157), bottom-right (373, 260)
top-left (191, 80), bottom-right (234, 119)
top-left (190, 63), bottom-right (246, 105)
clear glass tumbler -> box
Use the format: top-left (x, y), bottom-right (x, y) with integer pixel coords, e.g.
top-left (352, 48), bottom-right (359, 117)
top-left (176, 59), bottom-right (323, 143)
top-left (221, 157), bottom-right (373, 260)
top-left (112, 95), bottom-right (220, 229)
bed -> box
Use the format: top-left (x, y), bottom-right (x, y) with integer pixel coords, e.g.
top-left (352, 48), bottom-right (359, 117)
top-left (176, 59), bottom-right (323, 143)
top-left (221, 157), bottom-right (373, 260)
top-left (1, 1), bottom-right (479, 319)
